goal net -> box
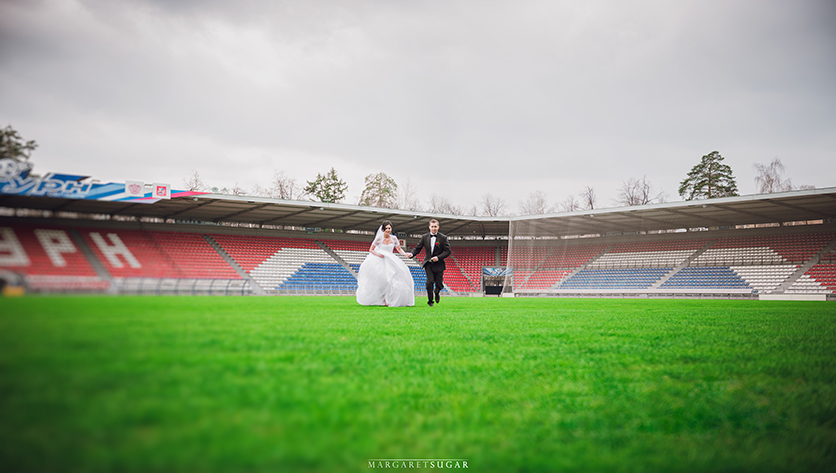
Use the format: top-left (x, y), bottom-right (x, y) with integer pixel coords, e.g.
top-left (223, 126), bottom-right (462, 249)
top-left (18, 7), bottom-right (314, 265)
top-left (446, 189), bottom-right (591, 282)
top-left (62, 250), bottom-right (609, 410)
top-left (504, 217), bottom-right (605, 294)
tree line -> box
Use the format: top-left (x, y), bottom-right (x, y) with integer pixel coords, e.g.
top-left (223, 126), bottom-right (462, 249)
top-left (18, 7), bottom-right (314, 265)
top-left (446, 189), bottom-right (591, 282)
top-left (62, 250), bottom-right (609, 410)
top-left (186, 150), bottom-right (812, 217)
top-left (0, 126), bottom-right (814, 217)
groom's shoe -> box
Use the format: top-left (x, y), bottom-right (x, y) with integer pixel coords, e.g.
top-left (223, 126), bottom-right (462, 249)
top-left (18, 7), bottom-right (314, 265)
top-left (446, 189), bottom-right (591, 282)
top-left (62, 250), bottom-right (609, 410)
top-left (435, 293), bottom-right (441, 304)
top-left (428, 300), bottom-right (434, 307)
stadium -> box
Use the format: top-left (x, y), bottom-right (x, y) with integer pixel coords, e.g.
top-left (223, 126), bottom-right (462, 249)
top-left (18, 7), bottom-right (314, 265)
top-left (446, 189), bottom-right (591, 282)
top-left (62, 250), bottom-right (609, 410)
top-left (1, 166), bottom-right (835, 472)
top-left (1, 175), bottom-right (835, 299)
top-left (2, 1), bottom-right (835, 469)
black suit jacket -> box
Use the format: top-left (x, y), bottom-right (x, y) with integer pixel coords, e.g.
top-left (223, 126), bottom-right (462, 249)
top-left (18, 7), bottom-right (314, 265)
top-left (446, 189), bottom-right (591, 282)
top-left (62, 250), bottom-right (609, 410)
top-left (411, 232), bottom-right (452, 270)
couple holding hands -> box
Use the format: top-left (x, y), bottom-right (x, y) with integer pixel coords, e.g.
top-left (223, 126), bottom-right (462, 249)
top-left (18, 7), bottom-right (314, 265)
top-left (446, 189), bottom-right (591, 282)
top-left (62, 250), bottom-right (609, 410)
top-left (355, 219), bottom-right (451, 308)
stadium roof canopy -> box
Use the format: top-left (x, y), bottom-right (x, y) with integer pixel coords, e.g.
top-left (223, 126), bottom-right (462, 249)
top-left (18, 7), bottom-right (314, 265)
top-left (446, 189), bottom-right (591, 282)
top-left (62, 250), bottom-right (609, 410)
top-left (2, 187), bottom-right (835, 239)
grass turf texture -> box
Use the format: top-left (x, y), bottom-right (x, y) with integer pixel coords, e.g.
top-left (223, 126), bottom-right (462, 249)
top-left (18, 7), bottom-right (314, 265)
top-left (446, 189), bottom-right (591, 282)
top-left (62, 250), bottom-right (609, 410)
top-left (0, 296), bottom-right (834, 472)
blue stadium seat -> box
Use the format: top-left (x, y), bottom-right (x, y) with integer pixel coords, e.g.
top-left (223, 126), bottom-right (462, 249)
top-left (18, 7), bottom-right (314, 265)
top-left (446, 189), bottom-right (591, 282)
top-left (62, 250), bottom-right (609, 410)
top-left (556, 268), bottom-right (671, 290)
top-left (660, 267), bottom-right (750, 289)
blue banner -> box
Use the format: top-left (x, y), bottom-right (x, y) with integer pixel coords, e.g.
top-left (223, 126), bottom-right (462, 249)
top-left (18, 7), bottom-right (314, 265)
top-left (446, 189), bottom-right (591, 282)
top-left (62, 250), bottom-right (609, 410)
top-left (0, 158), bottom-right (202, 204)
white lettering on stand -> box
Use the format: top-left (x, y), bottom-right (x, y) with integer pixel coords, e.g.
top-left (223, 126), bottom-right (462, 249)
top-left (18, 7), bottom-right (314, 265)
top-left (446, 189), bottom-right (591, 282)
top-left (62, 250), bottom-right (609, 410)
top-left (0, 227), bottom-right (30, 266)
top-left (89, 232), bottom-right (141, 268)
top-left (34, 229), bottom-right (77, 267)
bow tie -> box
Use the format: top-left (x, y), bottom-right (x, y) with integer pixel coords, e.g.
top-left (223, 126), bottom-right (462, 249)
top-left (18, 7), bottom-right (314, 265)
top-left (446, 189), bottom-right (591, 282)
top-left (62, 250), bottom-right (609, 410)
top-left (430, 234), bottom-right (437, 237)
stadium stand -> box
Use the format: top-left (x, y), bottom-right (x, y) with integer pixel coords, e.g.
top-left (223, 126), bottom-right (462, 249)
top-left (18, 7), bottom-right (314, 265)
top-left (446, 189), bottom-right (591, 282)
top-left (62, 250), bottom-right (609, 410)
top-left (542, 244), bottom-right (610, 269)
top-left (450, 246), bottom-right (496, 291)
top-left (507, 246), bottom-right (551, 269)
top-left (2, 217), bottom-right (835, 299)
top-left (785, 264), bottom-right (836, 294)
top-left (279, 262), bottom-right (357, 292)
top-left (556, 268), bottom-right (671, 290)
top-left (728, 265), bottom-right (799, 293)
top-left (691, 234), bottom-right (833, 266)
top-left (83, 229), bottom-right (240, 280)
top-left (1, 174), bottom-right (832, 299)
top-left (77, 228), bottom-right (245, 294)
top-left (509, 244), bottom-right (610, 290)
top-left (438, 263), bottom-right (472, 293)
top-left (588, 240), bottom-right (707, 269)
top-left (0, 225), bottom-right (108, 291)
top-left (212, 235), bottom-right (350, 293)
top-left (518, 270), bottom-right (574, 290)
top-left (498, 233), bottom-right (836, 295)
top-left (659, 267), bottom-right (750, 290)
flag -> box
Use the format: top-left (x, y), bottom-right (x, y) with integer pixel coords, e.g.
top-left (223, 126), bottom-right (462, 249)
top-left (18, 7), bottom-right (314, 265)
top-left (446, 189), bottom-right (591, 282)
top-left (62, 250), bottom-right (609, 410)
top-left (125, 181), bottom-right (145, 197)
top-left (152, 183), bottom-right (171, 199)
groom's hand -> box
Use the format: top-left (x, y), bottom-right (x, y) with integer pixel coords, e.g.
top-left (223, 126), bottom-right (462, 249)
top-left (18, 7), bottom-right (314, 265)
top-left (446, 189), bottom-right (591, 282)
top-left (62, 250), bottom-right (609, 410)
top-left (406, 252), bottom-right (413, 258)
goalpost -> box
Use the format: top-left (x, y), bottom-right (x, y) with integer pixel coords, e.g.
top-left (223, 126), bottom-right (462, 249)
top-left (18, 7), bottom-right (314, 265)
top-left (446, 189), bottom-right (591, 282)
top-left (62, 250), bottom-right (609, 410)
top-left (503, 216), bottom-right (607, 295)
top-left (504, 218), bottom-right (567, 294)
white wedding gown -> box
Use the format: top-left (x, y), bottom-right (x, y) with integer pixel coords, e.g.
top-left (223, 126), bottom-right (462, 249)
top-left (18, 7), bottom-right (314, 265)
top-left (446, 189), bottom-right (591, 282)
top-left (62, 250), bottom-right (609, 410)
top-left (356, 241), bottom-right (415, 307)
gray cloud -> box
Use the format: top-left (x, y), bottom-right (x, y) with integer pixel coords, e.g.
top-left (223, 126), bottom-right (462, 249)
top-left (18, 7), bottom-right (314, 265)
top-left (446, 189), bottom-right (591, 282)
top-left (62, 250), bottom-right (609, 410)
top-left (2, 0), bottom-right (834, 211)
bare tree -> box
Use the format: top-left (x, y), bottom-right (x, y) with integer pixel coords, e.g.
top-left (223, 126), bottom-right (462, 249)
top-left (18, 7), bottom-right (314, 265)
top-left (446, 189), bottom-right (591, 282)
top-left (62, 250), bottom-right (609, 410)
top-left (479, 193), bottom-right (507, 217)
top-left (250, 183), bottom-right (270, 198)
top-left (519, 190), bottom-right (551, 215)
top-left (428, 193), bottom-right (443, 213)
top-left (270, 170), bottom-right (300, 200)
top-left (615, 176), bottom-right (664, 207)
top-left (753, 158), bottom-right (793, 193)
top-left (559, 194), bottom-right (581, 212)
top-left (183, 170), bottom-right (208, 192)
top-left (397, 177), bottom-right (422, 211)
top-left (428, 193), bottom-right (465, 215)
top-left (229, 182), bottom-right (247, 196)
top-left (579, 186), bottom-right (597, 210)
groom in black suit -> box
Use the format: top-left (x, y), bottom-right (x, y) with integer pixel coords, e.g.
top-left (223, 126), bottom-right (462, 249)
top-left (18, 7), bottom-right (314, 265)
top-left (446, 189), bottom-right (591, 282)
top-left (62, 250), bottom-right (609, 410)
top-left (407, 219), bottom-right (452, 307)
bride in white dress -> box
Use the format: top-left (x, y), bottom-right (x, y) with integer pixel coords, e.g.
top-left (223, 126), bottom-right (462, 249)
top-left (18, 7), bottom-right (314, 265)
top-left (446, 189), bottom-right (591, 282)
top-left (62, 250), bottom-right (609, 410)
top-left (356, 220), bottom-right (415, 307)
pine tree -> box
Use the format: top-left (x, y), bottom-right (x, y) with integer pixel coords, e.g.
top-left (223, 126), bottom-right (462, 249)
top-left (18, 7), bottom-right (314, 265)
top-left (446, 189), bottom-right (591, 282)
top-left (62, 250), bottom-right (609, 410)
top-left (303, 167), bottom-right (348, 203)
top-left (678, 151), bottom-right (739, 200)
top-left (0, 125), bottom-right (37, 161)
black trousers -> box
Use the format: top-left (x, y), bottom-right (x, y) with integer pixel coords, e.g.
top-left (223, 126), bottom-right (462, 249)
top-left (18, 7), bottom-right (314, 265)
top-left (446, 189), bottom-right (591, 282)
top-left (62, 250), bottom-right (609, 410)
top-left (425, 266), bottom-right (444, 302)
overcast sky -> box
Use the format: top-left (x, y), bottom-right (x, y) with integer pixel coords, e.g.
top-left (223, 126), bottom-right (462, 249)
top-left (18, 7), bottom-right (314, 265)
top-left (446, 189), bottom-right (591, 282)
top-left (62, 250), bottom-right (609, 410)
top-left (2, 0), bottom-right (835, 214)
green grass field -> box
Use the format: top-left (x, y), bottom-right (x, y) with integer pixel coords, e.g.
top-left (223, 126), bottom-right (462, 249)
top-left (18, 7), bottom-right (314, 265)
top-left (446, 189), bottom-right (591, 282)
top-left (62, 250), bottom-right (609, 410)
top-left (1, 296), bottom-right (834, 472)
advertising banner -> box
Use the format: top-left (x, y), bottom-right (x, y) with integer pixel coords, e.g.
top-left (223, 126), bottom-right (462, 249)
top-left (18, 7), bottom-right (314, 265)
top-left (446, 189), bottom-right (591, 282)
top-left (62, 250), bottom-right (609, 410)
top-left (0, 158), bottom-right (205, 204)
top-left (483, 267), bottom-right (512, 276)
